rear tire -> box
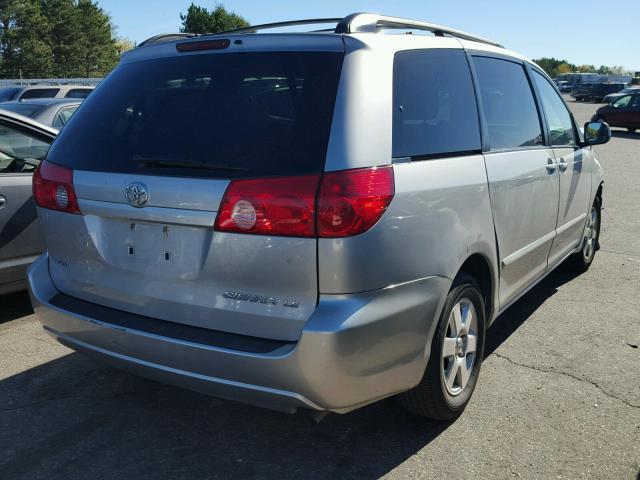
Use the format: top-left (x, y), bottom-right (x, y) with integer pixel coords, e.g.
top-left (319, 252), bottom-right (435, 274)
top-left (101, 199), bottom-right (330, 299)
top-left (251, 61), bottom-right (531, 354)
top-left (398, 274), bottom-right (486, 420)
top-left (564, 197), bottom-right (601, 273)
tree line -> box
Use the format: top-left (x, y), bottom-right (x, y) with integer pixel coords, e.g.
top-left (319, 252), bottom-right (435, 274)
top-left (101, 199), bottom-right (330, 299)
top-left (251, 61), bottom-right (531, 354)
top-left (0, 0), bottom-right (124, 79)
top-left (533, 57), bottom-right (633, 79)
top-left (0, 2), bottom-right (248, 80)
top-left (1, 2), bottom-right (633, 82)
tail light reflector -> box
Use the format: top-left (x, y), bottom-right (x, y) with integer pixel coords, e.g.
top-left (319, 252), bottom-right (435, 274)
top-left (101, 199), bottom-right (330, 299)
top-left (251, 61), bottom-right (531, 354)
top-left (215, 166), bottom-right (394, 238)
top-left (33, 161), bottom-right (80, 214)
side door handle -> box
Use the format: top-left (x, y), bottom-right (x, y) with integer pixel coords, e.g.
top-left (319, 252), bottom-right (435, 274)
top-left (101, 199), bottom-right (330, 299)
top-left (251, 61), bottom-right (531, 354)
top-left (545, 159), bottom-right (558, 174)
top-left (0, 194), bottom-right (6, 209)
top-left (558, 159), bottom-right (568, 173)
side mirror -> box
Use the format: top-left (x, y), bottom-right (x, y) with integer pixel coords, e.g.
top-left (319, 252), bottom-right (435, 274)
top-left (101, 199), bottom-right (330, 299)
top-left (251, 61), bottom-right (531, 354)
top-left (582, 121), bottom-right (611, 146)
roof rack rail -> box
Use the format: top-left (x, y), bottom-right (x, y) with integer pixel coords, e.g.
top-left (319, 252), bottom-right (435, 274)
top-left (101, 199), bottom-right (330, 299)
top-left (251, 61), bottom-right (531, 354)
top-left (138, 33), bottom-right (196, 47)
top-left (335, 13), bottom-right (504, 48)
top-left (219, 18), bottom-right (343, 35)
top-left (137, 14), bottom-right (503, 49)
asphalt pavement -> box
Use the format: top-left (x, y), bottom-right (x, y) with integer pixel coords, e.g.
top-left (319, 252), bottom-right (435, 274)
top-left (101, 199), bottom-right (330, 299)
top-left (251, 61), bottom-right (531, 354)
top-left (0, 98), bottom-right (639, 480)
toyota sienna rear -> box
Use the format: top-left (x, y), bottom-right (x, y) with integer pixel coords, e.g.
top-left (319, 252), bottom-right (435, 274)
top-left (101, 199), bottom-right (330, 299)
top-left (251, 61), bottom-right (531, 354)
top-left (28, 13), bottom-right (607, 419)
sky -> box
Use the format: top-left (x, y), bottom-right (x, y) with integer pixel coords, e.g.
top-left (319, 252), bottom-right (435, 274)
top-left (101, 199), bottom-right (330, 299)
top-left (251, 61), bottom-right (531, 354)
top-left (102, 0), bottom-right (638, 71)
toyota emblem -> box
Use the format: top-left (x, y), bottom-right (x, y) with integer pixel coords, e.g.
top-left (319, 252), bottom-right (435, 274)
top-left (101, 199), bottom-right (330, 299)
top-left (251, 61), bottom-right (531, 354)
top-left (125, 182), bottom-right (149, 208)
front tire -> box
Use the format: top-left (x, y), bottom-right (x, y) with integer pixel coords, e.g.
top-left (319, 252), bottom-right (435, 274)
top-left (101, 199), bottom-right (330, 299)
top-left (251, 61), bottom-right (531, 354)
top-left (398, 274), bottom-right (486, 420)
top-left (564, 198), bottom-right (601, 272)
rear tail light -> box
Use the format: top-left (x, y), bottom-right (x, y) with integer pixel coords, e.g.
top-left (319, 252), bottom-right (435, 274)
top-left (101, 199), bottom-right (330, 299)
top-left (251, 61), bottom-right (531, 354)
top-left (214, 166), bottom-right (394, 238)
top-left (317, 166), bottom-right (394, 237)
top-left (33, 161), bottom-right (80, 214)
top-left (214, 175), bottom-right (320, 237)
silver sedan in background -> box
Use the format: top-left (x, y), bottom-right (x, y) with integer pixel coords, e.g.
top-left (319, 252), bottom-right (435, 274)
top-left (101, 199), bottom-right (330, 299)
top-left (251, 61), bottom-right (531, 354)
top-left (0, 99), bottom-right (81, 129)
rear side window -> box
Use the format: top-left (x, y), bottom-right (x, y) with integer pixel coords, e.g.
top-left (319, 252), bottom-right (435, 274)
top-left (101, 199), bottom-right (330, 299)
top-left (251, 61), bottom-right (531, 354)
top-left (65, 88), bottom-right (92, 99)
top-left (47, 52), bottom-right (344, 178)
top-left (531, 70), bottom-right (575, 146)
top-left (20, 88), bottom-right (60, 100)
top-left (53, 106), bottom-right (79, 129)
top-left (473, 57), bottom-right (543, 150)
top-left (393, 49), bottom-right (481, 158)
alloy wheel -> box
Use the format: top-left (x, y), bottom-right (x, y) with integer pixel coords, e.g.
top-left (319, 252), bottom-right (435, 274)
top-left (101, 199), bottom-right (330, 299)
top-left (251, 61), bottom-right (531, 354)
top-left (583, 206), bottom-right (599, 262)
top-left (441, 298), bottom-right (478, 396)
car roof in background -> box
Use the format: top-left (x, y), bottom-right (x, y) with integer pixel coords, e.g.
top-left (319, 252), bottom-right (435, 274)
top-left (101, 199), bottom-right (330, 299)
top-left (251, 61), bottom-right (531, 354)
top-left (0, 98), bottom-right (83, 107)
top-left (0, 107), bottom-right (59, 136)
top-left (15, 84), bottom-right (93, 90)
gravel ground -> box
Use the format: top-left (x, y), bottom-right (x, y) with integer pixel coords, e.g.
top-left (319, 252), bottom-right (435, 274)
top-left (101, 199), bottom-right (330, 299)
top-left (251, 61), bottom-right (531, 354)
top-left (0, 97), bottom-right (639, 480)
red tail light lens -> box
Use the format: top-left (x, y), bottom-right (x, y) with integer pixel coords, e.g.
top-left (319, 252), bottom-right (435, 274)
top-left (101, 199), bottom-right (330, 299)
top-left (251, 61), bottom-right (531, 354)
top-left (317, 166), bottom-right (394, 237)
top-left (214, 166), bottom-right (394, 238)
top-left (33, 161), bottom-right (80, 214)
top-left (214, 175), bottom-right (320, 237)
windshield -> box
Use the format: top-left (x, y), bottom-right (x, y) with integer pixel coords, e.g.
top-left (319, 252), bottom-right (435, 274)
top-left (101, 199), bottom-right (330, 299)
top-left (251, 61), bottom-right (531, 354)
top-left (48, 51), bottom-right (344, 178)
top-left (0, 102), bottom-right (45, 118)
top-left (0, 87), bottom-right (20, 102)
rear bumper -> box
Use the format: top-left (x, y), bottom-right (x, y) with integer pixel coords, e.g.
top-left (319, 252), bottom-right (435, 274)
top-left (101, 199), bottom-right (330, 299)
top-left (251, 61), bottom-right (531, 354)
top-left (28, 253), bottom-right (449, 413)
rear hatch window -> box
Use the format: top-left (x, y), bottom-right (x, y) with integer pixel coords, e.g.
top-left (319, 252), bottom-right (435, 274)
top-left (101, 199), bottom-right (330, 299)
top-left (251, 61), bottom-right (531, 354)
top-left (47, 51), bottom-right (344, 178)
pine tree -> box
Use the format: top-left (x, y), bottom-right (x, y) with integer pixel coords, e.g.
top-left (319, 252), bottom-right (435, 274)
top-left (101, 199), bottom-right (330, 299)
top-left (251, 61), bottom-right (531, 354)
top-left (180, 3), bottom-right (249, 34)
top-left (1, 0), bottom-right (53, 77)
top-left (0, 0), bottom-right (120, 79)
top-left (42, 0), bottom-right (82, 77)
top-left (75, 0), bottom-right (117, 77)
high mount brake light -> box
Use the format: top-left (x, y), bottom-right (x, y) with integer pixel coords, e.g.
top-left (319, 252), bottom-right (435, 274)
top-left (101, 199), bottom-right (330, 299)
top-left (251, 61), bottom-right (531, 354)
top-left (33, 161), bottom-right (80, 214)
top-left (176, 39), bottom-right (230, 52)
top-left (214, 166), bottom-right (394, 238)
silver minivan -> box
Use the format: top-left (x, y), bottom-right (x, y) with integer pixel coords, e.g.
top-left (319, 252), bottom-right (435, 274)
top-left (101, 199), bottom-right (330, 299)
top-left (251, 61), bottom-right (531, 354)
top-left (28, 14), bottom-right (610, 420)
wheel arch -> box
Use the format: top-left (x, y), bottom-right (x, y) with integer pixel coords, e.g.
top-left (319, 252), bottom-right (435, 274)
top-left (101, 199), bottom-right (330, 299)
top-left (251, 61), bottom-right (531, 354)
top-left (595, 181), bottom-right (603, 203)
top-left (453, 253), bottom-right (496, 326)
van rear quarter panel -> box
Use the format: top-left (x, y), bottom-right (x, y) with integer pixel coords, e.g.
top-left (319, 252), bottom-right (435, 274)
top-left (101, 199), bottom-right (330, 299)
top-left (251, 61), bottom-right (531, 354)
top-left (321, 36), bottom-right (498, 303)
top-left (318, 156), bottom-right (498, 298)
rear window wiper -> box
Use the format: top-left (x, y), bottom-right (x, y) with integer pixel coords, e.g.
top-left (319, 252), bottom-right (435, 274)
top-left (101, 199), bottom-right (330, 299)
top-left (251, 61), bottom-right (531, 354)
top-left (133, 156), bottom-right (249, 172)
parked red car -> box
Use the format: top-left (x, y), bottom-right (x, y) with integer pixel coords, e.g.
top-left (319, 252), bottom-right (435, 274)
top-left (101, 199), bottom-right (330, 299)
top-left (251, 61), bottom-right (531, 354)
top-left (593, 94), bottom-right (640, 133)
